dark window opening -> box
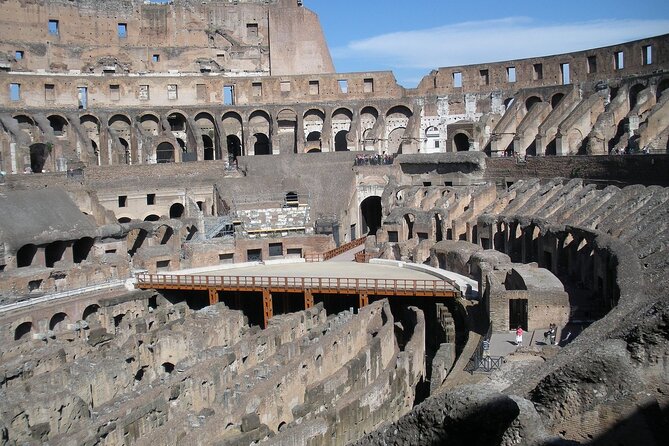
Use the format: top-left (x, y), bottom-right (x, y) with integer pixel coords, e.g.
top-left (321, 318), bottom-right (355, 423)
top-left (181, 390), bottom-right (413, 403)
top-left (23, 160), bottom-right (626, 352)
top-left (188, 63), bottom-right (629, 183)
top-left (45, 241), bottom-right (67, 268)
top-left (169, 203), bottom-right (184, 219)
top-left (247, 249), bottom-right (262, 262)
top-left (360, 196), bottom-right (382, 236)
top-left (219, 253), bottom-right (234, 264)
top-left (48, 20), bottom-right (59, 35)
top-left (269, 243), bottom-right (283, 257)
top-left (73, 237), bottom-right (94, 264)
top-left (532, 63), bottom-right (543, 80)
top-left (17, 244), bottom-right (37, 268)
top-left (119, 195), bottom-right (127, 207)
top-left (156, 260), bottom-right (170, 271)
top-left (388, 231), bottom-right (399, 243)
top-left (117, 23), bottom-right (127, 38)
top-left (479, 69), bottom-right (489, 86)
top-left (587, 55), bottom-right (597, 74)
top-left (147, 194), bottom-right (155, 205)
top-left (246, 23), bottom-right (258, 38)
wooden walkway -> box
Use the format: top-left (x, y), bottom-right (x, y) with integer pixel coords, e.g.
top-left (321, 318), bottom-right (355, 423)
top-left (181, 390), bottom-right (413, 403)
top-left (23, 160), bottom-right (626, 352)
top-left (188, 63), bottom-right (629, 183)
top-left (136, 273), bottom-right (458, 327)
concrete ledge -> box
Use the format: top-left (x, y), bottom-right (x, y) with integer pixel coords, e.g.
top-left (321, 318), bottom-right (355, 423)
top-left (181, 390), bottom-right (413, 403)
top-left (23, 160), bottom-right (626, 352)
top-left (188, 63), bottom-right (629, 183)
top-left (369, 259), bottom-right (479, 298)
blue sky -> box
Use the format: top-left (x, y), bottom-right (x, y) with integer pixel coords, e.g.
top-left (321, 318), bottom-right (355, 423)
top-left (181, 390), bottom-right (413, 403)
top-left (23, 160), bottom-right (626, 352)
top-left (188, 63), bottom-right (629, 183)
top-left (308, 0), bottom-right (669, 87)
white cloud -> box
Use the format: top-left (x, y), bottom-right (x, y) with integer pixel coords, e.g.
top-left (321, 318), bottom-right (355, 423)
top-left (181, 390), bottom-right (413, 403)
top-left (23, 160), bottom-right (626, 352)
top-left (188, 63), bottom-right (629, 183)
top-left (331, 17), bottom-right (669, 85)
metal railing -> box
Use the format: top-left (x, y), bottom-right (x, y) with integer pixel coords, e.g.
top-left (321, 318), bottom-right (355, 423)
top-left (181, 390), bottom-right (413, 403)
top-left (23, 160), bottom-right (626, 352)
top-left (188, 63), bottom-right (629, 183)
top-left (465, 324), bottom-right (504, 374)
top-left (323, 236), bottom-right (367, 261)
top-left (136, 273), bottom-right (455, 295)
top-left (303, 236), bottom-right (367, 263)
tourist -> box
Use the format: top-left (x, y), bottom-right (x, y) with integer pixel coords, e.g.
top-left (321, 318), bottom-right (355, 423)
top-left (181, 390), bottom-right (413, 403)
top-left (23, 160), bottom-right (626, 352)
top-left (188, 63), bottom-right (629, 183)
top-left (549, 323), bottom-right (557, 345)
top-left (515, 326), bottom-right (523, 346)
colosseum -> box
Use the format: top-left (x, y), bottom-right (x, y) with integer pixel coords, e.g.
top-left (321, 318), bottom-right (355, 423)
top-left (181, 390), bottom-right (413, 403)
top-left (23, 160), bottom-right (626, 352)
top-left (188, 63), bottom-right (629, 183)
top-left (1, 0), bottom-right (668, 444)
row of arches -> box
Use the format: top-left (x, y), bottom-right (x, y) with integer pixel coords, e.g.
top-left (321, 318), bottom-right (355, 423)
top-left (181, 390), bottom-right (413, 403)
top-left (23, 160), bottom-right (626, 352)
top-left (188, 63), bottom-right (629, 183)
top-left (16, 237), bottom-right (94, 269)
top-left (13, 303), bottom-right (101, 341)
top-left (2, 104), bottom-right (416, 172)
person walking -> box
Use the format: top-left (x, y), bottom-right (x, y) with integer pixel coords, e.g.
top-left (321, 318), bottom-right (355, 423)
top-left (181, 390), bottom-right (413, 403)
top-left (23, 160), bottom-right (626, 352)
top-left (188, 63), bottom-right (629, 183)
top-left (515, 326), bottom-right (524, 346)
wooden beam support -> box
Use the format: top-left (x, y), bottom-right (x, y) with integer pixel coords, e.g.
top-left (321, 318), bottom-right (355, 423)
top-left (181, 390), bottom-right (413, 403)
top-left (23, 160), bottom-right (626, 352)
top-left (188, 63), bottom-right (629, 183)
top-left (262, 288), bottom-right (273, 328)
top-left (208, 288), bottom-right (219, 306)
top-left (358, 292), bottom-right (369, 309)
top-left (304, 289), bottom-right (314, 309)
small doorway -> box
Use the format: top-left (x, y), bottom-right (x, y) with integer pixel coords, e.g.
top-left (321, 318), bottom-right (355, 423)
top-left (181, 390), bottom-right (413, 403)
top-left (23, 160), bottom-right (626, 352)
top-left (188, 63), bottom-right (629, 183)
top-left (509, 299), bottom-right (528, 330)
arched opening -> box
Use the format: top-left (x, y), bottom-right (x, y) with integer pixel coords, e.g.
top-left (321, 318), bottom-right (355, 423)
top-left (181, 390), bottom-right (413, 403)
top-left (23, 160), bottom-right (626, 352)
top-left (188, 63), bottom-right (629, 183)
top-left (307, 148), bottom-right (321, 153)
top-left (176, 138), bottom-right (186, 152)
top-left (203, 135), bottom-right (214, 160)
top-left (425, 126), bottom-right (440, 151)
top-left (45, 241), bottom-right (67, 267)
top-left (277, 109), bottom-right (298, 154)
top-left (144, 214), bottom-right (160, 222)
top-left (304, 109), bottom-right (325, 151)
top-left (551, 93), bottom-right (565, 108)
top-left (196, 112), bottom-right (218, 159)
top-left (278, 422), bottom-right (287, 432)
top-left (16, 244), bottom-right (37, 267)
top-left (503, 97), bottom-right (514, 109)
top-left (253, 133), bottom-right (270, 155)
top-left (167, 113), bottom-right (187, 132)
top-left (140, 114), bottom-right (160, 136)
top-left (656, 79), bottom-right (669, 101)
top-left (223, 112), bottom-right (244, 157)
top-left (156, 142), bottom-right (175, 163)
top-left (227, 135), bottom-right (242, 160)
top-left (29, 143), bottom-right (50, 173)
top-left (73, 237), bottom-right (94, 264)
top-left (525, 96), bottom-right (542, 112)
top-left (387, 127), bottom-right (406, 154)
top-left (629, 83), bottom-right (645, 109)
top-left (14, 321), bottom-right (32, 341)
top-left (49, 312), bottom-right (69, 331)
top-left (360, 196), bottom-right (382, 236)
top-left (118, 217), bottom-right (131, 224)
top-left (454, 133), bottom-right (470, 151)
top-left (119, 138), bottom-right (130, 164)
top-left (162, 362), bottom-right (175, 375)
top-left (546, 138), bottom-right (557, 156)
top-left (82, 304), bottom-right (100, 322)
top-left (48, 115), bottom-right (68, 136)
top-left (169, 203), bottom-right (184, 219)
top-left (334, 130), bottom-right (349, 151)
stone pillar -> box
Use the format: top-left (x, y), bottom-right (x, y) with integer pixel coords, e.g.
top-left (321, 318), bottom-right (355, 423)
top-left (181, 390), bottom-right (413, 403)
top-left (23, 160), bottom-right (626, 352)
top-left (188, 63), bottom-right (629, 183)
top-left (262, 288), bottom-right (273, 328)
top-left (296, 111), bottom-right (305, 154)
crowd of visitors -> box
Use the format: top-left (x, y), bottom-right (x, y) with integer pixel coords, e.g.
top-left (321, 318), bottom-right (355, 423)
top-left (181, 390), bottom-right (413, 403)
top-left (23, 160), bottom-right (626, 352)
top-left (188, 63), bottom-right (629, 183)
top-left (354, 153), bottom-right (395, 166)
